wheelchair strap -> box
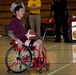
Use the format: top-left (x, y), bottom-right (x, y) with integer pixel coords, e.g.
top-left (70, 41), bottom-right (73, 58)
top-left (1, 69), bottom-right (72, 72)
top-left (29, 38), bottom-right (38, 47)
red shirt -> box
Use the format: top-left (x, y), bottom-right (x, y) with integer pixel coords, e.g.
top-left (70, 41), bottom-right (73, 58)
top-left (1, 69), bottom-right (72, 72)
top-left (9, 17), bottom-right (27, 43)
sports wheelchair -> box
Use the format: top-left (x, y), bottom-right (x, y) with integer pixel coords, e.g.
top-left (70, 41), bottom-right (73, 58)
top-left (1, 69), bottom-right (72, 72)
top-left (5, 40), bottom-right (50, 74)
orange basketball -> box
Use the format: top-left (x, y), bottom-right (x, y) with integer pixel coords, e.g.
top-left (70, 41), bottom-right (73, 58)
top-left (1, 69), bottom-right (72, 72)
top-left (25, 29), bottom-right (36, 40)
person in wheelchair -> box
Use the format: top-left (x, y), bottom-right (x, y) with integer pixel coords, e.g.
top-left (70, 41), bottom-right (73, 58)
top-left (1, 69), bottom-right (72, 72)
top-left (8, 5), bottom-right (43, 60)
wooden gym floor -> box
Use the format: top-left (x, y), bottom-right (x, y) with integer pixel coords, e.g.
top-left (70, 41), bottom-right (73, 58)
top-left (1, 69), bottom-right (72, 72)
top-left (0, 36), bottom-right (76, 75)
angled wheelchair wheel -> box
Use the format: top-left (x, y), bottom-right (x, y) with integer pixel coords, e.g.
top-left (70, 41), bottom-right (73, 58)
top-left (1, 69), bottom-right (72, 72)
top-left (41, 50), bottom-right (45, 63)
top-left (41, 47), bottom-right (46, 64)
top-left (5, 44), bottom-right (32, 74)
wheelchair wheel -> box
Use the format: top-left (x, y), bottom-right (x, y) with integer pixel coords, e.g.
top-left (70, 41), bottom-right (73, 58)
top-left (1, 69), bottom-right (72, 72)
top-left (5, 44), bottom-right (32, 74)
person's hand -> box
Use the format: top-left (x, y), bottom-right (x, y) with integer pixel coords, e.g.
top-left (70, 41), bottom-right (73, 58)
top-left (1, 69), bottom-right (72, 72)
top-left (16, 39), bottom-right (23, 48)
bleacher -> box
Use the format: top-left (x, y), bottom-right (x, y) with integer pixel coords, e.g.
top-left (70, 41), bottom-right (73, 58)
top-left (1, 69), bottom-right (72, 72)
top-left (0, 0), bottom-right (76, 35)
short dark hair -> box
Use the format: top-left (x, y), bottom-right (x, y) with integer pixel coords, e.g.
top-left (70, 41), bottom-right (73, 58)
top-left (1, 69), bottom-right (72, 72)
top-left (14, 6), bottom-right (23, 14)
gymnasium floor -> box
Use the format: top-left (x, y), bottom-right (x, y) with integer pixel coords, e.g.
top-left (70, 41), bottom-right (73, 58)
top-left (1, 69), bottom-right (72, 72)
top-left (0, 36), bottom-right (76, 75)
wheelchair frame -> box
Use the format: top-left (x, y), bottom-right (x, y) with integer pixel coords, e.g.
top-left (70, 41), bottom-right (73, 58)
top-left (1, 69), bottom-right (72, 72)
top-left (5, 41), bottom-right (50, 74)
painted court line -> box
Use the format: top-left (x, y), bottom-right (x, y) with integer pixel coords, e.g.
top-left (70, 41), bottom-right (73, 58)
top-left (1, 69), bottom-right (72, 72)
top-left (48, 64), bottom-right (70, 75)
top-left (46, 43), bottom-right (70, 75)
top-left (46, 43), bottom-right (61, 50)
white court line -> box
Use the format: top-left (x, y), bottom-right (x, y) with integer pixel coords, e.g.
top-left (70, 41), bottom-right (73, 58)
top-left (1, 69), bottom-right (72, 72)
top-left (46, 43), bottom-right (61, 50)
top-left (48, 64), bottom-right (70, 75)
top-left (45, 43), bottom-right (70, 75)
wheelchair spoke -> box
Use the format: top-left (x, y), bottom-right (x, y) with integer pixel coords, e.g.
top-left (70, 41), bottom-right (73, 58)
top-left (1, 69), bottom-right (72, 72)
top-left (5, 45), bottom-right (32, 73)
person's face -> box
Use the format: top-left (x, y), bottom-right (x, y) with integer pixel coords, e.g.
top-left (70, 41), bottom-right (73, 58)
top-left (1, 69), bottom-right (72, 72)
top-left (16, 8), bottom-right (25, 18)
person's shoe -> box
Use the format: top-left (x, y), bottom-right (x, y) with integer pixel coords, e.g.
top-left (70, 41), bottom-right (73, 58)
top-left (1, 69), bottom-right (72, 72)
top-left (64, 40), bottom-right (72, 43)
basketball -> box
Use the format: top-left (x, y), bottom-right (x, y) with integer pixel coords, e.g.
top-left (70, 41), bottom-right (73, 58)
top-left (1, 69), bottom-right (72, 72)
top-left (25, 29), bottom-right (36, 40)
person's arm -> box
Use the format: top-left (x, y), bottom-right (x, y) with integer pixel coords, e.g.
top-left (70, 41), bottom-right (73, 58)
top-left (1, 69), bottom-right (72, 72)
top-left (28, 6), bottom-right (40, 10)
top-left (28, 0), bottom-right (41, 10)
top-left (8, 30), bottom-right (23, 47)
top-left (8, 30), bottom-right (18, 40)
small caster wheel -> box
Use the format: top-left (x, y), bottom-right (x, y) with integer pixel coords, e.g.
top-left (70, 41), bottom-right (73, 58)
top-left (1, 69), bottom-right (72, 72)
top-left (7, 69), bottom-right (10, 73)
top-left (46, 66), bottom-right (49, 71)
top-left (38, 68), bottom-right (42, 73)
top-left (7, 69), bottom-right (12, 73)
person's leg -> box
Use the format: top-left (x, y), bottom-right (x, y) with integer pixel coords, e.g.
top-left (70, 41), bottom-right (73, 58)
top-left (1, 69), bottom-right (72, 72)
top-left (62, 24), bottom-right (69, 42)
top-left (24, 40), bottom-right (30, 46)
top-left (62, 16), bottom-right (69, 42)
top-left (33, 39), bottom-right (42, 58)
top-left (29, 15), bottom-right (35, 31)
top-left (55, 22), bottom-right (61, 42)
top-left (35, 15), bottom-right (41, 38)
top-left (24, 39), bottom-right (42, 58)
